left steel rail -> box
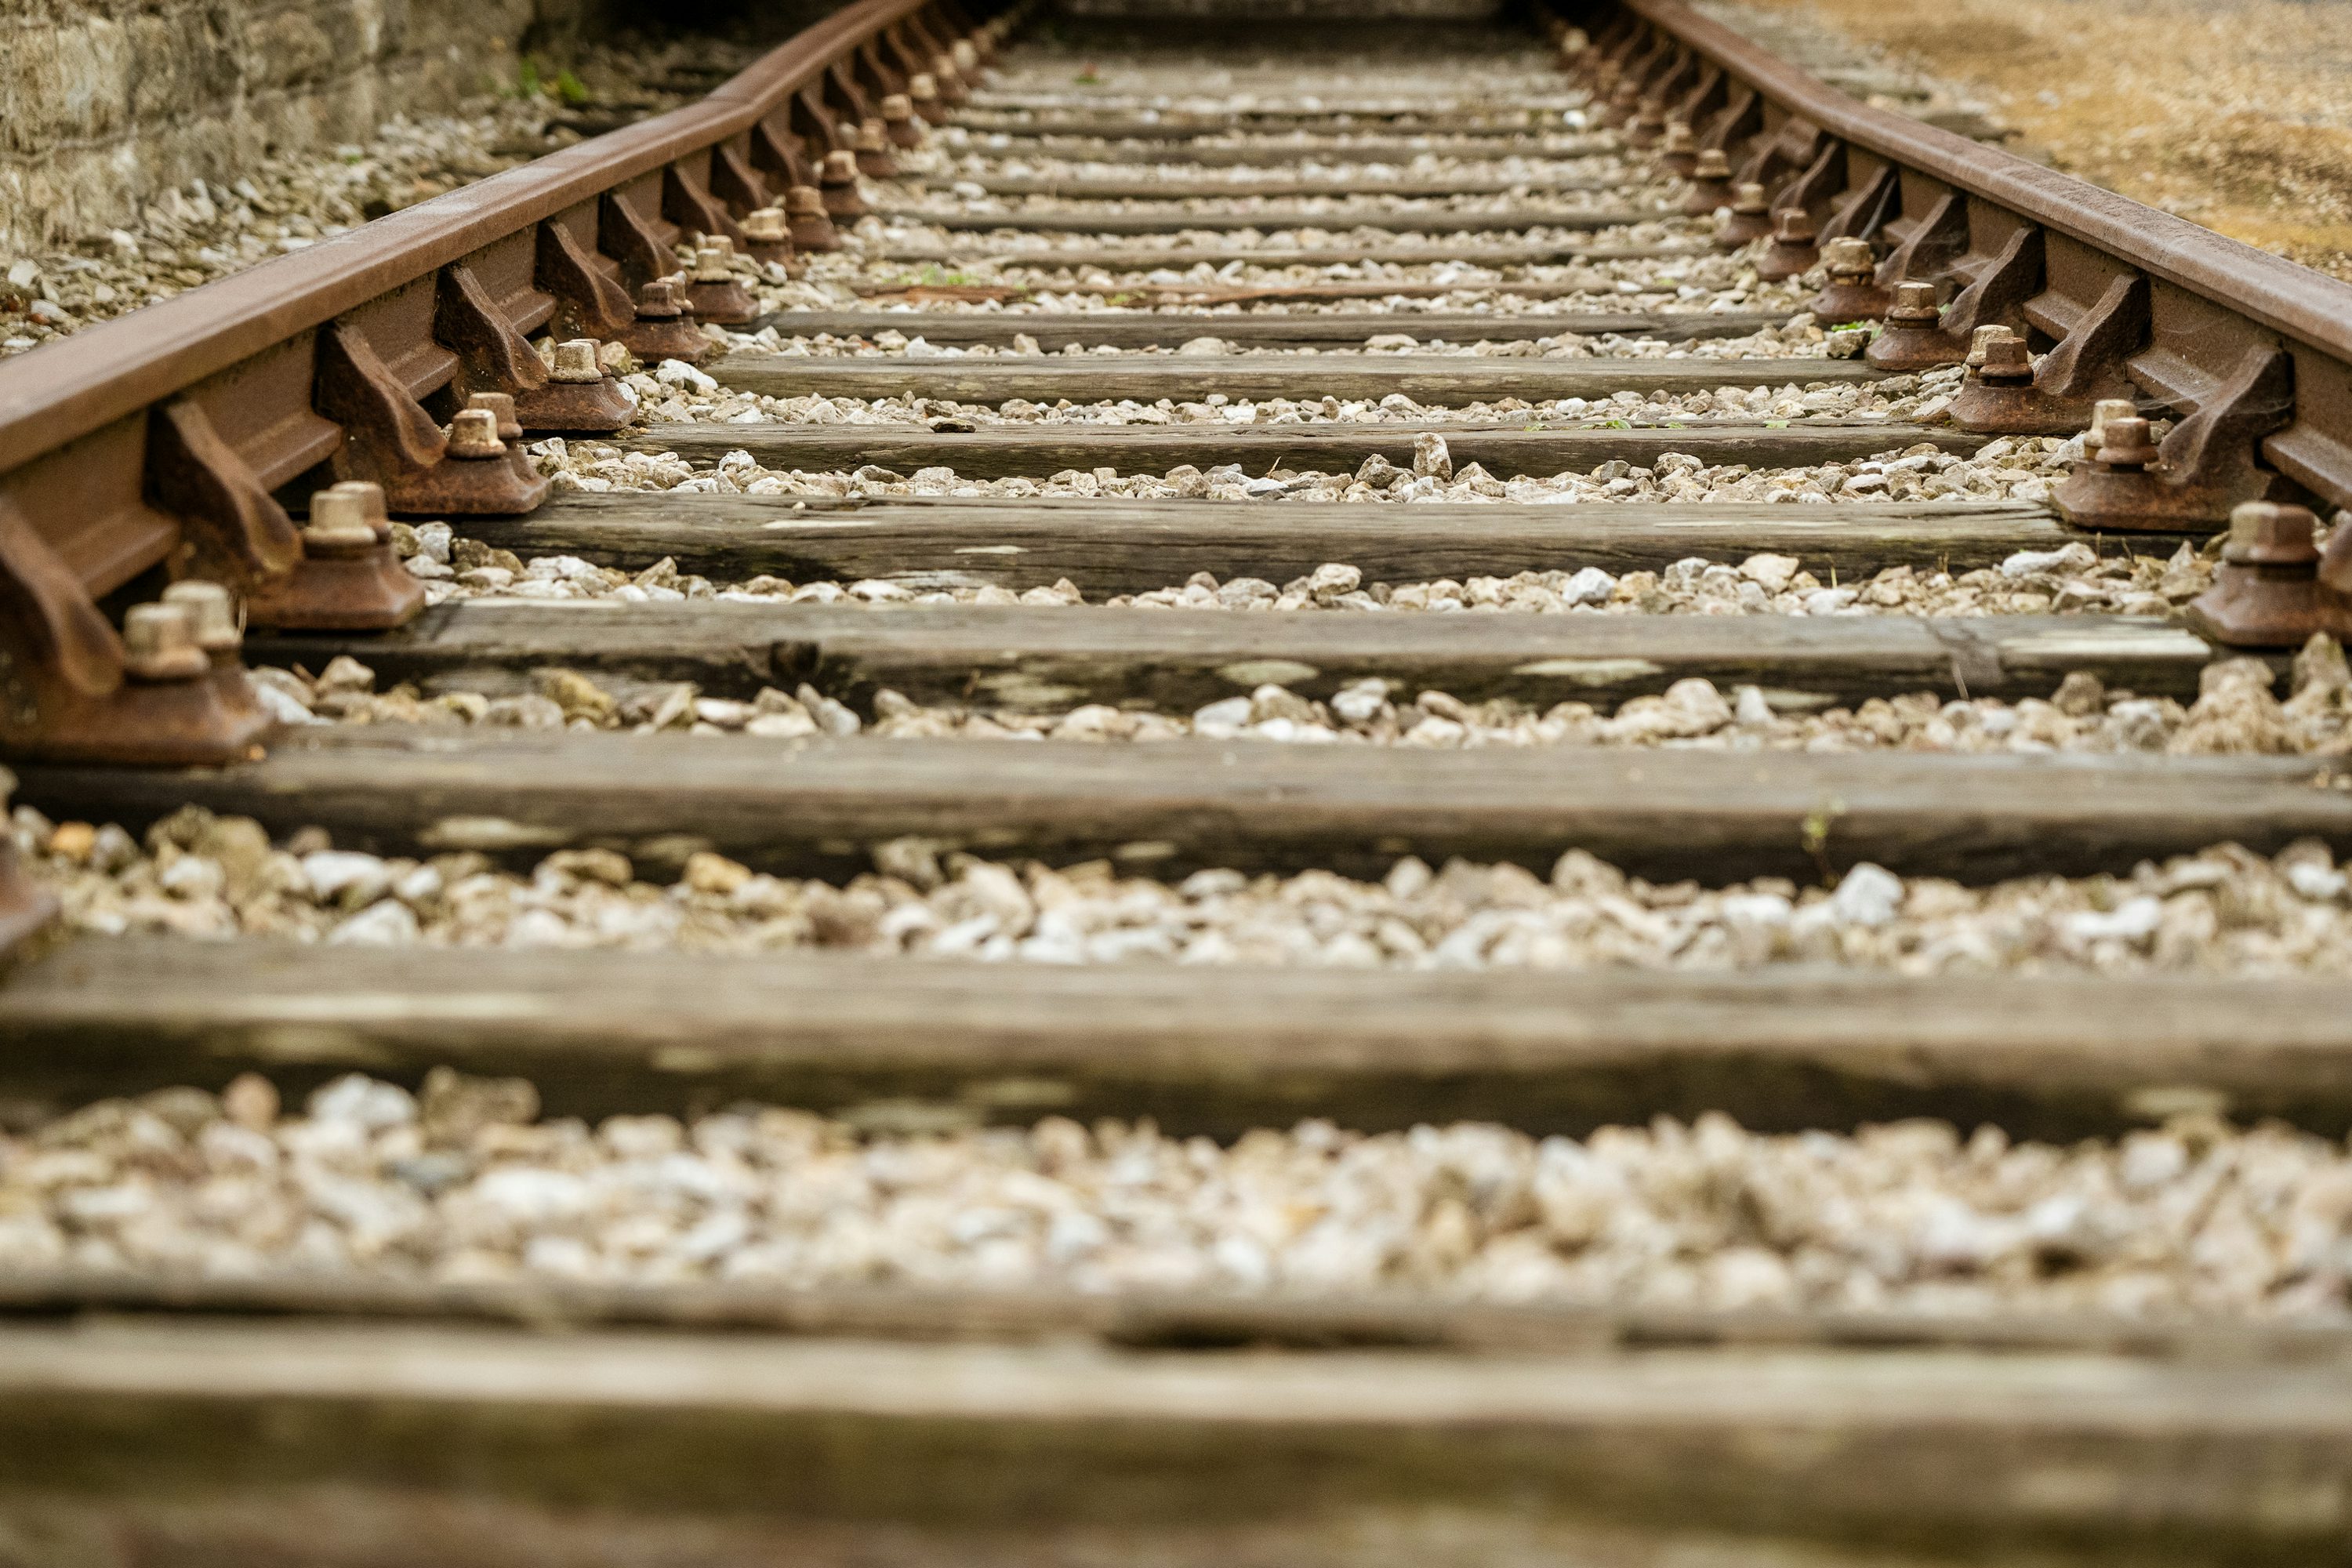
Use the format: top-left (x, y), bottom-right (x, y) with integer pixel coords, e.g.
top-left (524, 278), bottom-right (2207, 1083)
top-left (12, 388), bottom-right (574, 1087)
top-left (0, 0), bottom-right (1022, 769)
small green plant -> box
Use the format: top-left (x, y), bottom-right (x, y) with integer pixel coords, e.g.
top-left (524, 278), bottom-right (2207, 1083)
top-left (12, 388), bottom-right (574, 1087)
top-left (514, 58), bottom-right (589, 106)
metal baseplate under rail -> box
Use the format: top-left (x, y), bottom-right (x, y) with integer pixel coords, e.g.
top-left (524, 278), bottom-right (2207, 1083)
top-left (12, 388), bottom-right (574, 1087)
top-left (1548, 0), bottom-right (2352, 645)
top-left (0, 0), bottom-right (1030, 799)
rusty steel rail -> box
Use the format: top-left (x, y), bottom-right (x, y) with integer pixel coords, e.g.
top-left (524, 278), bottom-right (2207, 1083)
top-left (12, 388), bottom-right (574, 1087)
top-left (0, 0), bottom-right (1024, 770)
top-left (1554, 0), bottom-right (2352, 644)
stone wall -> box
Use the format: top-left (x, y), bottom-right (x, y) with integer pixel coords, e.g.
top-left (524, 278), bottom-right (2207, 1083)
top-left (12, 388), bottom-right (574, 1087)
top-left (0, 0), bottom-right (569, 250)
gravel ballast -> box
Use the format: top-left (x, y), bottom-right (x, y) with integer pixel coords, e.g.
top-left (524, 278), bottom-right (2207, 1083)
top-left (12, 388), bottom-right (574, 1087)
top-left (4, 1072), bottom-right (2350, 1320)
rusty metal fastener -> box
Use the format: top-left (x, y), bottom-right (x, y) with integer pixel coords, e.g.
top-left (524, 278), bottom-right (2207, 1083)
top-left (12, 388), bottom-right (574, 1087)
top-left (122, 602), bottom-right (210, 684)
top-left (550, 339), bottom-right (604, 386)
top-left (241, 476), bottom-right (420, 632)
top-left (819, 149), bottom-right (867, 220)
top-left (618, 278), bottom-right (711, 365)
top-left (1657, 120), bottom-right (1697, 178)
top-left (160, 579), bottom-right (242, 662)
top-left (2056, 346), bottom-right (2294, 533)
top-left (303, 486), bottom-right (384, 554)
top-left (740, 207), bottom-right (795, 267)
top-left (1682, 149), bottom-right (1733, 216)
top-left (1865, 281), bottom-right (1958, 372)
top-left (246, 481), bottom-right (425, 633)
top-left (2084, 397), bottom-right (2138, 457)
top-left (855, 118), bottom-right (896, 177)
top-left (160, 579), bottom-right (265, 725)
top-left (445, 408), bottom-right (507, 462)
top-left (1599, 78), bottom-right (1642, 129)
top-left (1716, 182), bottom-right (1773, 250)
top-left (881, 93), bottom-right (923, 150)
top-left (1755, 208), bottom-right (1819, 283)
top-left (465, 392), bottom-right (542, 488)
top-left (1628, 95), bottom-right (1668, 148)
top-left (786, 184), bottom-right (843, 251)
top-left (685, 239), bottom-right (760, 325)
top-left (1944, 327), bottom-right (2053, 432)
top-left (1809, 236), bottom-right (1890, 321)
top-left (2183, 502), bottom-right (2352, 647)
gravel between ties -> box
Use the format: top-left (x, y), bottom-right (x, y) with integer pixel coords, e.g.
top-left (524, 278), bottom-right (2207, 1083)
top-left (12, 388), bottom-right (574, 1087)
top-left (22, 785), bottom-right (2352, 978)
top-left (6, 1069), bottom-right (2352, 1322)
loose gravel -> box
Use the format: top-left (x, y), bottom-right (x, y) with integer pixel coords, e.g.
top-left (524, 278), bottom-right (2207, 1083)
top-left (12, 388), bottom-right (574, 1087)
top-left (243, 633), bottom-right (2346, 760)
top-left (5, 1072), bottom-right (2351, 1320)
top-left (23, 783), bottom-right (2352, 977)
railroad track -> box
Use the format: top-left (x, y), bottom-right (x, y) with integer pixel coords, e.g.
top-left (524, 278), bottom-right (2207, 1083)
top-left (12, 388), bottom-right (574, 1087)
top-left (5, 0), bottom-right (2352, 1560)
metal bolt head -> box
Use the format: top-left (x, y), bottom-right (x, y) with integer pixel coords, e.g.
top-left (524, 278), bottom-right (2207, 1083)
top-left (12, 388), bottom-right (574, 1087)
top-left (952, 38), bottom-right (978, 71)
top-left (742, 207), bottom-right (789, 242)
top-left (786, 185), bottom-right (826, 216)
top-left (121, 602), bottom-right (209, 683)
top-left (161, 579), bottom-right (242, 655)
top-left (1976, 333), bottom-right (2032, 376)
top-left (1979, 331), bottom-right (2032, 376)
top-left (551, 339), bottom-right (604, 384)
top-left (855, 121), bottom-right (888, 154)
top-left (822, 150), bottom-right (859, 183)
top-left (881, 93), bottom-right (914, 122)
top-left (2224, 501), bottom-right (2320, 565)
top-left (1887, 281), bottom-right (1941, 325)
top-left (305, 487), bottom-right (379, 550)
top-left (2085, 397), bottom-right (2136, 446)
top-left (1821, 237), bottom-right (1873, 275)
top-left (1964, 323), bottom-right (2009, 368)
top-left (1730, 182), bottom-right (1769, 215)
top-left (909, 72), bottom-right (938, 101)
top-left (636, 279), bottom-right (683, 317)
top-left (1770, 208), bottom-right (1816, 242)
top-left (446, 408), bottom-right (506, 459)
top-left (692, 242), bottom-right (733, 281)
top-left (328, 480), bottom-right (391, 540)
top-left (1693, 150), bottom-right (1730, 179)
top-left (1661, 121), bottom-right (1694, 153)
top-left (2095, 415), bottom-right (2160, 468)
top-left (466, 392), bottom-right (523, 445)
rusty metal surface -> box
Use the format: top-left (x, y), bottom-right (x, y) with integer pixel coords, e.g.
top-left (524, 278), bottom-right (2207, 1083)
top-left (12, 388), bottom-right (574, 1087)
top-left (0, 0), bottom-right (940, 483)
top-left (1601, 0), bottom-right (2352, 519)
top-left (1617, 0), bottom-right (2352, 368)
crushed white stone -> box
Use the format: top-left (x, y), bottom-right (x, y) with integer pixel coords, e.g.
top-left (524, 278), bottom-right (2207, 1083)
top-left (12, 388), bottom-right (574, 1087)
top-left (252, 633), bottom-right (2351, 764)
top-left (5, 1073), bottom-right (2351, 1319)
top-left (23, 799), bottom-right (2352, 978)
top-left (396, 513), bottom-right (2218, 619)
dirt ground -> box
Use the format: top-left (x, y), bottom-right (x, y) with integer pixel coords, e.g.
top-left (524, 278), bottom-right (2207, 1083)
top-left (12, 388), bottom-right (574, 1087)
top-left (1722, 0), bottom-right (2352, 281)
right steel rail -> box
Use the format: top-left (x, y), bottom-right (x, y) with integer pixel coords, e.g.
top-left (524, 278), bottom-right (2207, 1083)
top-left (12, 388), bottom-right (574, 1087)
top-left (1555, 0), bottom-right (2352, 644)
